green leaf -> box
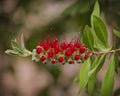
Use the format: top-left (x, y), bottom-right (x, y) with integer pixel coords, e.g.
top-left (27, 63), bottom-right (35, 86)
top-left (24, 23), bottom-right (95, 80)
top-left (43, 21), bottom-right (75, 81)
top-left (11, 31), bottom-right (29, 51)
top-left (90, 1), bottom-right (110, 50)
top-left (89, 54), bottom-right (106, 77)
top-left (20, 34), bottom-right (25, 50)
top-left (90, 0), bottom-right (100, 50)
top-left (91, 0), bottom-right (100, 28)
top-left (113, 29), bottom-right (120, 38)
top-left (91, 55), bottom-right (99, 69)
top-left (82, 25), bottom-right (94, 51)
top-left (5, 50), bottom-right (20, 56)
top-left (5, 34), bottom-right (32, 57)
top-left (88, 55), bottom-right (105, 96)
top-left (94, 36), bottom-right (105, 50)
top-left (79, 58), bottom-right (91, 93)
top-left (101, 55), bottom-right (115, 96)
top-left (87, 56), bottom-right (100, 96)
top-left (114, 53), bottom-right (119, 72)
top-left (88, 54), bottom-right (106, 96)
top-left (88, 73), bottom-right (96, 96)
top-left (11, 40), bottom-right (23, 54)
top-left (93, 16), bottom-right (109, 48)
top-left (94, 36), bottom-right (111, 51)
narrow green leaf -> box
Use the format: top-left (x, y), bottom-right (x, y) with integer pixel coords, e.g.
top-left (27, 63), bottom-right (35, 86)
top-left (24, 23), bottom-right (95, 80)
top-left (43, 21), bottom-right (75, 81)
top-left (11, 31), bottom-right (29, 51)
top-left (88, 54), bottom-right (106, 96)
top-left (87, 56), bottom-right (100, 96)
top-left (20, 34), bottom-right (25, 50)
top-left (114, 53), bottom-right (119, 72)
top-left (91, 54), bottom-right (99, 69)
top-left (94, 36), bottom-right (105, 49)
top-left (90, 0), bottom-right (101, 50)
top-left (94, 36), bottom-right (111, 51)
top-left (82, 25), bottom-right (94, 51)
top-left (113, 29), bottom-right (120, 38)
top-left (89, 54), bottom-right (106, 77)
top-left (96, 55), bottom-right (106, 73)
top-left (91, 0), bottom-right (100, 28)
top-left (101, 55), bottom-right (115, 96)
top-left (93, 16), bottom-right (109, 48)
top-left (79, 58), bottom-right (91, 93)
top-left (21, 49), bottom-right (32, 57)
top-left (5, 50), bottom-right (20, 56)
top-left (90, 1), bottom-right (110, 50)
top-left (88, 73), bottom-right (96, 96)
top-left (11, 40), bottom-right (23, 53)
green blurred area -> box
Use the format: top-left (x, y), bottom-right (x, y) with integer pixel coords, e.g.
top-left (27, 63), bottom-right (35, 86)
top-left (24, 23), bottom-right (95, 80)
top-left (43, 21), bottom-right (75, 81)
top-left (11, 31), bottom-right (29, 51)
top-left (1, 0), bottom-right (120, 96)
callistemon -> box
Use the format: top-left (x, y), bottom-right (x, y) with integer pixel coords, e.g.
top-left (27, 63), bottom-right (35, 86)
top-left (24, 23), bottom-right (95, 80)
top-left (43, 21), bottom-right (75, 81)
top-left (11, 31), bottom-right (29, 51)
top-left (35, 37), bottom-right (91, 64)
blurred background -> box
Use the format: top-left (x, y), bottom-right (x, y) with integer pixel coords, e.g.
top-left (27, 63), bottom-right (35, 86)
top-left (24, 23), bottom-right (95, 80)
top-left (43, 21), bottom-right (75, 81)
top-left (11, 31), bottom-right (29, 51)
top-left (1, 0), bottom-right (120, 96)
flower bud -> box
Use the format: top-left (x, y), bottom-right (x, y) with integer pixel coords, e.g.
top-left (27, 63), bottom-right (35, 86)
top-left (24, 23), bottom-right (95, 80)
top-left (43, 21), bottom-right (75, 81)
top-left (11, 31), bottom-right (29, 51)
top-left (40, 55), bottom-right (46, 61)
top-left (36, 47), bottom-right (42, 54)
top-left (51, 59), bottom-right (56, 64)
top-left (58, 56), bottom-right (64, 63)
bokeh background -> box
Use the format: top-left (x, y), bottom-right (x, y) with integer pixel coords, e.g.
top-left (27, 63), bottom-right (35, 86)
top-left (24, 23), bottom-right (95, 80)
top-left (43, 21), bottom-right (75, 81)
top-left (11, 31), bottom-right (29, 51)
top-left (1, 0), bottom-right (120, 96)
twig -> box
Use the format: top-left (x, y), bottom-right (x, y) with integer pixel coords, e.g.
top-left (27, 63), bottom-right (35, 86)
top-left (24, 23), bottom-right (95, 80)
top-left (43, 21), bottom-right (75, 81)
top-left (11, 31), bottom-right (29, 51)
top-left (93, 48), bottom-right (120, 55)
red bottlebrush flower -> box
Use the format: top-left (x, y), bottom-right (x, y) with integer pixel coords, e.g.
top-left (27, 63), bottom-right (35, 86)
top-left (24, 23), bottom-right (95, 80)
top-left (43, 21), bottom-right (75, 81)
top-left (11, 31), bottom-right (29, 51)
top-left (36, 47), bottom-right (42, 54)
top-left (60, 42), bottom-right (67, 50)
top-left (40, 56), bottom-right (46, 61)
top-left (58, 56), bottom-right (64, 63)
top-left (48, 50), bottom-right (54, 58)
top-left (51, 59), bottom-right (56, 64)
top-left (74, 55), bottom-right (80, 60)
top-left (37, 36), bottom-right (91, 64)
top-left (79, 47), bottom-right (85, 53)
top-left (84, 54), bottom-right (88, 60)
top-left (65, 49), bottom-right (72, 57)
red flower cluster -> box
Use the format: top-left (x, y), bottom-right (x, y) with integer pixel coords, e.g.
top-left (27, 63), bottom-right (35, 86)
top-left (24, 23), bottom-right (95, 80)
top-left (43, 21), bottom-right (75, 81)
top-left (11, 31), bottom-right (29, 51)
top-left (35, 37), bottom-right (91, 64)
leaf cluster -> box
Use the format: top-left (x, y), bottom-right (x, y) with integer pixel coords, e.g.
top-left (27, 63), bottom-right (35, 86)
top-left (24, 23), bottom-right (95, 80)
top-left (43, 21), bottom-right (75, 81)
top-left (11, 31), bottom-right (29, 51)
top-left (73, 1), bottom-right (120, 96)
top-left (5, 34), bottom-right (32, 57)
